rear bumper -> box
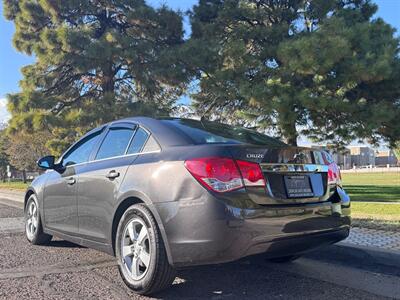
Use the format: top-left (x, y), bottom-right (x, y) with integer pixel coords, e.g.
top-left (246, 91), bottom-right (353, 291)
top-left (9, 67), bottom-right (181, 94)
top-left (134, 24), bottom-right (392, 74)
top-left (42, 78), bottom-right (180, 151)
top-left (155, 192), bottom-right (351, 267)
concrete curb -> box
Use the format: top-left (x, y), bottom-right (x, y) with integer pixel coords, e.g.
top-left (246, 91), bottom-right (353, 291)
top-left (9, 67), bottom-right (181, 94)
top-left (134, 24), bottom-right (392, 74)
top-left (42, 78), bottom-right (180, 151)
top-left (337, 241), bottom-right (400, 269)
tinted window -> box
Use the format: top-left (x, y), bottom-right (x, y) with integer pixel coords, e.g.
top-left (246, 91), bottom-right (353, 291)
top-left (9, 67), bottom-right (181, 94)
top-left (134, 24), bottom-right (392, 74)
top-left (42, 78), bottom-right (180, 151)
top-left (161, 119), bottom-right (285, 146)
top-left (63, 131), bottom-right (102, 167)
top-left (127, 128), bottom-right (149, 154)
top-left (96, 128), bottom-right (134, 160)
top-left (142, 135), bottom-right (160, 152)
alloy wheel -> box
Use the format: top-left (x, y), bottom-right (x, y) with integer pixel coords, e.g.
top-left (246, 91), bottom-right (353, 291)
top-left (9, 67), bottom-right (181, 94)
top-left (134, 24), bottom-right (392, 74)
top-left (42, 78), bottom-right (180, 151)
top-left (120, 218), bottom-right (151, 281)
top-left (26, 200), bottom-right (39, 239)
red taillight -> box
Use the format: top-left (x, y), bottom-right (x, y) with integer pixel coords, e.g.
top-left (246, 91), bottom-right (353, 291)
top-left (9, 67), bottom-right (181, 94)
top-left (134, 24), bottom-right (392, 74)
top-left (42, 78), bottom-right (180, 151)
top-left (185, 157), bottom-right (243, 192)
top-left (236, 160), bottom-right (266, 187)
top-left (184, 157), bottom-right (266, 193)
top-left (328, 162), bottom-right (341, 185)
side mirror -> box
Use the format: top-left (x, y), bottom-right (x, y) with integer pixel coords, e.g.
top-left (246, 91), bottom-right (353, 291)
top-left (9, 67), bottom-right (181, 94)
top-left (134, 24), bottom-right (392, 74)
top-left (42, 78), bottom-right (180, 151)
top-left (37, 155), bottom-right (56, 170)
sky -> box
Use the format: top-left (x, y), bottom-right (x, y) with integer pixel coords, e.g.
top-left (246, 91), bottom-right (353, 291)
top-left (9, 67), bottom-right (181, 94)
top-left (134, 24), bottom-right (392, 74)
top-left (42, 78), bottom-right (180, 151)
top-left (0, 0), bottom-right (399, 144)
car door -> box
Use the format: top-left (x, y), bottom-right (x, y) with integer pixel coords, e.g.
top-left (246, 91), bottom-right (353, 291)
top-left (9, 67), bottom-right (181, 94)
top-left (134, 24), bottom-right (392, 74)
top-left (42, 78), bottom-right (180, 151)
top-left (43, 128), bottom-right (104, 234)
top-left (76, 123), bottom-right (150, 242)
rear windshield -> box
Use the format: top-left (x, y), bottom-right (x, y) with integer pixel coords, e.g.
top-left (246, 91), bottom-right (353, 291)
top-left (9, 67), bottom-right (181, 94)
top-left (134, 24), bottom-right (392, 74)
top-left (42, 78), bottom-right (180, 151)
top-left (161, 119), bottom-right (285, 146)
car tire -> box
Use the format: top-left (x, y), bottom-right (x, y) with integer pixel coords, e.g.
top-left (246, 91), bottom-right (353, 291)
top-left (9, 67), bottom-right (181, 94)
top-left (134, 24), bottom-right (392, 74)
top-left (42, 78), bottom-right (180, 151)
top-left (269, 255), bottom-right (300, 263)
top-left (25, 194), bottom-right (52, 245)
top-left (115, 204), bottom-right (176, 295)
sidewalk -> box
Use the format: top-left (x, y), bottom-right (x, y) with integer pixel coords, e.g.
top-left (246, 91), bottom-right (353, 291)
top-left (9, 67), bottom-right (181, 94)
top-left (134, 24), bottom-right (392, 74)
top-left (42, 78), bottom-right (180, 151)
top-left (0, 189), bottom-right (399, 254)
top-left (343, 227), bottom-right (400, 252)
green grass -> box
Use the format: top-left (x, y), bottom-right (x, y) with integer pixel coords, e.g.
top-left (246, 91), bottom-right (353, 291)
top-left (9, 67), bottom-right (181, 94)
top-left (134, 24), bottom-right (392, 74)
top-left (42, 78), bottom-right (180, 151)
top-left (351, 202), bottom-right (400, 221)
top-left (342, 172), bottom-right (400, 203)
top-left (0, 181), bottom-right (29, 190)
top-left (351, 202), bottom-right (400, 231)
top-left (341, 173), bottom-right (400, 230)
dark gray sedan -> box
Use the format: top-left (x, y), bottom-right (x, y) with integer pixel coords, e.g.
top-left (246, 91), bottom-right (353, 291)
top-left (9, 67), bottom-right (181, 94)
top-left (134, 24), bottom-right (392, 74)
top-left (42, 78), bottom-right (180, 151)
top-left (26, 117), bottom-right (351, 295)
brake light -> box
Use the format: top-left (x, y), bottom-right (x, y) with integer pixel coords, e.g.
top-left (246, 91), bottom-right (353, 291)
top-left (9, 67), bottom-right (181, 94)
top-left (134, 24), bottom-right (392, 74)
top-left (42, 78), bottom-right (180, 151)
top-left (328, 162), bottom-right (341, 185)
top-left (185, 157), bottom-right (243, 192)
top-left (184, 157), bottom-right (266, 193)
top-left (236, 160), bottom-right (266, 187)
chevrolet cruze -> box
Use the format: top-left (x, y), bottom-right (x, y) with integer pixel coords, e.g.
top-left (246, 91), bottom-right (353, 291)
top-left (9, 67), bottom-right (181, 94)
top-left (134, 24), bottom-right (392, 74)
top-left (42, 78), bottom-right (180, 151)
top-left (25, 117), bottom-right (351, 295)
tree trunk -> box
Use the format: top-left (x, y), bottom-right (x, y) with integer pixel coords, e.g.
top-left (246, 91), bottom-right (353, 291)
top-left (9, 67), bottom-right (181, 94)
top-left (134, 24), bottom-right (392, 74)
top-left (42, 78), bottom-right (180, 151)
top-left (280, 118), bottom-right (298, 146)
top-left (285, 134), bottom-right (298, 147)
top-left (22, 170), bottom-right (27, 183)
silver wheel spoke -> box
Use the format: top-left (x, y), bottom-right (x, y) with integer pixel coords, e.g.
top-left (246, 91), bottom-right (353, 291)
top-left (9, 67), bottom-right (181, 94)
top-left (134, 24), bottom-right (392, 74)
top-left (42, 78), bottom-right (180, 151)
top-left (139, 251), bottom-right (150, 267)
top-left (131, 257), bottom-right (140, 277)
top-left (137, 226), bottom-right (147, 244)
top-left (122, 246), bottom-right (132, 258)
top-left (127, 222), bottom-right (135, 242)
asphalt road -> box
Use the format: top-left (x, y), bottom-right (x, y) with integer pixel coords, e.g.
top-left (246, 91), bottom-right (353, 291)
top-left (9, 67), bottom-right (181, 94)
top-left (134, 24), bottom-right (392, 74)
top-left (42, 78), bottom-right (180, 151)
top-left (0, 199), bottom-right (399, 300)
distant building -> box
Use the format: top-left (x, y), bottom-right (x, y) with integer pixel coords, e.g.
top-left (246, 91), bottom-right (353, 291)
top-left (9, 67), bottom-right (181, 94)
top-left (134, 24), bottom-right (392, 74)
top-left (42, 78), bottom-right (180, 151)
top-left (375, 150), bottom-right (398, 166)
top-left (333, 150), bottom-right (352, 170)
top-left (310, 145), bottom-right (352, 169)
top-left (348, 146), bottom-right (375, 167)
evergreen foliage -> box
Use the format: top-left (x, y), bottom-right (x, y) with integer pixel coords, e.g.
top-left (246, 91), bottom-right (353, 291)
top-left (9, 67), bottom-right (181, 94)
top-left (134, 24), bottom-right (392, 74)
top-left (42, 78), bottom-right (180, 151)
top-left (4, 0), bottom-right (189, 155)
top-left (186, 0), bottom-right (400, 146)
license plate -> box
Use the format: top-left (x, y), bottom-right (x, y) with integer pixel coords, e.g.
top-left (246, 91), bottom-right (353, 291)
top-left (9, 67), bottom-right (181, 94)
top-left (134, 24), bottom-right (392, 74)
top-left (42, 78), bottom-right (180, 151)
top-left (284, 175), bottom-right (314, 198)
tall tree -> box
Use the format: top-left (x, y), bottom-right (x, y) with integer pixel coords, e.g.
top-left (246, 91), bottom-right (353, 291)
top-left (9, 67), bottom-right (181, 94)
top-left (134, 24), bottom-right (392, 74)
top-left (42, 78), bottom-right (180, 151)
top-left (5, 131), bottom-right (51, 183)
top-left (0, 127), bottom-right (10, 182)
top-left (394, 142), bottom-right (400, 163)
top-left (186, 0), bottom-right (400, 146)
top-left (4, 0), bottom-right (188, 155)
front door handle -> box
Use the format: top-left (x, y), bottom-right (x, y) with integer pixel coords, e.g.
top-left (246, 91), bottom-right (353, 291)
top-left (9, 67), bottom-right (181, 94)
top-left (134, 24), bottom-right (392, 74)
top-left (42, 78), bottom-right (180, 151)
top-left (66, 177), bottom-right (76, 185)
top-left (106, 170), bottom-right (120, 179)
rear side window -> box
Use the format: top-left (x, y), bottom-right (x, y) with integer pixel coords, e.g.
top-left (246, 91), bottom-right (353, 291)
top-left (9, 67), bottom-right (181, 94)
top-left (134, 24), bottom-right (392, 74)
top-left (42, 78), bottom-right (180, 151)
top-left (96, 128), bottom-right (134, 160)
top-left (127, 128), bottom-right (149, 154)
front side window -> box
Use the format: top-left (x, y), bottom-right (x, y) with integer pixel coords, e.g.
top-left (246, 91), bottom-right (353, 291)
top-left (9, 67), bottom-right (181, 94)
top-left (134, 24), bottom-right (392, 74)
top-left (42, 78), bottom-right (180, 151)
top-left (95, 128), bottom-right (134, 160)
top-left (127, 128), bottom-right (149, 154)
top-left (63, 131), bottom-right (102, 167)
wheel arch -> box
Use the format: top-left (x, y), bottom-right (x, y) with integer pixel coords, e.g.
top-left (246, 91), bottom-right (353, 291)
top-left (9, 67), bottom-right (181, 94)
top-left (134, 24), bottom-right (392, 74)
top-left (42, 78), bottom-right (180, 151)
top-left (24, 188), bottom-right (36, 211)
top-left (111, 192), bottom-right (173, 265)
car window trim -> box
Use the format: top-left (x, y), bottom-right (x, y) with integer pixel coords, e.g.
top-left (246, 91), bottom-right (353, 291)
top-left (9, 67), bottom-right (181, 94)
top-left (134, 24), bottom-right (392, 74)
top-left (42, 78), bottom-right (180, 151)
top-left (94, 123), bottom-right (137, 161)
top-left (57, 121), bottom-right (161, 169)
top-left (88, 124), bottom-right (158, 164)
top-left (125, 127), bottom-right (150, 155)
top-left (59, 126), bottom-right (106, 166)
top-left (61, 149), bottom-right (161, 169)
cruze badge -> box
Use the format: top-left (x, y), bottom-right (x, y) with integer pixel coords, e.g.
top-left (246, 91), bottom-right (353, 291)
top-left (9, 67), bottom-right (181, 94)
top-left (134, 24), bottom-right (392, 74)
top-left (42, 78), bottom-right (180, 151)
top-left (246, 153), bottom-right (264, 159)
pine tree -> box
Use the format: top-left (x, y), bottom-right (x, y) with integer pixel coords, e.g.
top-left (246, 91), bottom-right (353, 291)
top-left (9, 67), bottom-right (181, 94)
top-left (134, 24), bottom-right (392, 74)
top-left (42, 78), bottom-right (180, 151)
top-left (186, 0), bottom-right (400, 147)
top-left (4, 0), bottom-right (188, 155)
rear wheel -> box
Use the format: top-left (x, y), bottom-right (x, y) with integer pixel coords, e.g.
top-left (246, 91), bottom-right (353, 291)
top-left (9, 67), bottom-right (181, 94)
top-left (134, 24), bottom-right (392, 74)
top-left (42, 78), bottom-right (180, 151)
top-left (25, 194), bottom-right (52, 245)
top-left (269, 255), bottom-right (300, 263)
top-left (115, 204), bottom-right (176, 295)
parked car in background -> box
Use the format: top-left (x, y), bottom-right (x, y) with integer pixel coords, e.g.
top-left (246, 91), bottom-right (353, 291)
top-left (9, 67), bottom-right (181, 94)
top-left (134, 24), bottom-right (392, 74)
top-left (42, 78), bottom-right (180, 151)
top-left (25, 117), bottom-right (351, 295)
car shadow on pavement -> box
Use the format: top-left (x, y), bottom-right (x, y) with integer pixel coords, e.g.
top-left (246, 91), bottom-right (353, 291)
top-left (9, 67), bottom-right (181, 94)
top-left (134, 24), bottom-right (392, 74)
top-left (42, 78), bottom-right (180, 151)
top-left (154, 254), bottom-right (333, 299)
top-left (44, 239), bottom-right (85, 249)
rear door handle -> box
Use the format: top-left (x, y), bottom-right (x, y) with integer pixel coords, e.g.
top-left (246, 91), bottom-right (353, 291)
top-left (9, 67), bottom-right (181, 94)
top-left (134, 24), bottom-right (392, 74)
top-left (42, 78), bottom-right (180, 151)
top-left (66, 177), bottom-right (76, 185)
top-left (106, 170), bottom-right (120, 179)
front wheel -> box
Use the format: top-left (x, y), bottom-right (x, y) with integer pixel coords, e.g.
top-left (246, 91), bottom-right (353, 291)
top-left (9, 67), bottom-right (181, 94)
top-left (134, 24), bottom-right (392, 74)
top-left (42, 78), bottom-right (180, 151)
top-left (25, 194), bottom-right (52, 245)
top-left (115, 204), bottom-right (176, 295)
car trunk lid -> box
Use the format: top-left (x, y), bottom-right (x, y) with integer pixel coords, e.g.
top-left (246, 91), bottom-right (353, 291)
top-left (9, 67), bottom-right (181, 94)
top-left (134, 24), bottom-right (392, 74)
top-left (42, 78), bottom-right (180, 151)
top-left (229, 145), bottom-right (334, 205)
